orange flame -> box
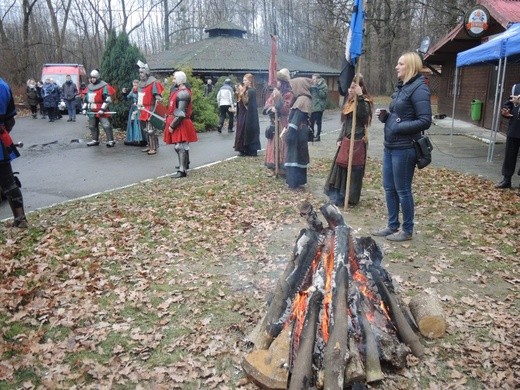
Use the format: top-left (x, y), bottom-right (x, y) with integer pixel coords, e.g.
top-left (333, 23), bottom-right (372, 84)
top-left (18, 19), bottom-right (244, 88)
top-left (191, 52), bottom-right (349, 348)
top-left (320, 240), bottom-right (335, 343)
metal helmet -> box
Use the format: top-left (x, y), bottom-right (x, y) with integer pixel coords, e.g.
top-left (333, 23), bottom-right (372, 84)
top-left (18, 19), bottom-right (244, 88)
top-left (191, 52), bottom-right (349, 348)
top-left (90, 69), bottom-right (100, 79)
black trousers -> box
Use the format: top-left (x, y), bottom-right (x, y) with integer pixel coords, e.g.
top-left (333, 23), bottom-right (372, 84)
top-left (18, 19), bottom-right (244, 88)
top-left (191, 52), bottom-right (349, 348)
top-left (501, 136), bottom-right (520, 178)
top-left (310, 111), bottom-right (324, 136)
top-left (219, 105), bottom-right (234, 131)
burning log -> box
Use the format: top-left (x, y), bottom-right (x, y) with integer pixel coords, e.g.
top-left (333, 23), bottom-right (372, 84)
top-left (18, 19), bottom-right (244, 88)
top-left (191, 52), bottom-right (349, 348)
top-left (409, 291), bottom-right (446, 339)
top-left (359, 308), bottom-right (385, 383)
top-left (322, 265), bottom-right (349, 389)
top-left (287, 289), bottom-right (323, 389)
top-left (370, 267), bottom-right (424, 358)
top-left (249, 228), bottom-right (320, 349)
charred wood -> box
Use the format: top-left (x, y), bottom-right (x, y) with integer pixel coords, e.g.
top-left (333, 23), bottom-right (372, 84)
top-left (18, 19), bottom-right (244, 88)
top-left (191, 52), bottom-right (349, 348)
top-left (299, 201), bottom-right (324, 233)
top-left (371, 266), bottom-right (424, 358)
top-left (254, 229), bottom-right (320, 349)
top-left (322, 265), bottom-right (350, 389)
top-left (319, 202), bottom-right (346, 229)
top-left (359, 307), bottom-right (385, 383)
top-left (288, 289), bottom-right (323, 390)
top-left (345, 336), bottom-right (365, 384)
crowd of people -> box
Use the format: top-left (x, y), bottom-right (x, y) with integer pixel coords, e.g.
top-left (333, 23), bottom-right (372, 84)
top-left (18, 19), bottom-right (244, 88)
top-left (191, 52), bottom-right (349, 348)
top-left (25, 77), bottom-right (85, 123)
top-left (8, 51), bottom-right (516, 234)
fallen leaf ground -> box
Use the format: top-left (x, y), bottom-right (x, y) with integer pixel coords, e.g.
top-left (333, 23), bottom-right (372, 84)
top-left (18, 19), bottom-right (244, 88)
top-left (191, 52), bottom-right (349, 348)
top-left (0, 148), bottom-right (518, 389)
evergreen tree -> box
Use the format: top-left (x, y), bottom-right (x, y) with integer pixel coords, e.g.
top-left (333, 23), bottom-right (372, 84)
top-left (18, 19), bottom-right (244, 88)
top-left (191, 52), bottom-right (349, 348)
top-left (99, 30), bottom-right (146, 128)
top-left (100, 30), bottom-right (145, 93)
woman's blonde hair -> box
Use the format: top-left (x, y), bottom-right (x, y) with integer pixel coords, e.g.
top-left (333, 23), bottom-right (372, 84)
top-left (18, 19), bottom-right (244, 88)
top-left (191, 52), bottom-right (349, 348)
top-left (243, 73), bottom-right (255, 88)
top-left (400, 52), bottom-right (423, 84)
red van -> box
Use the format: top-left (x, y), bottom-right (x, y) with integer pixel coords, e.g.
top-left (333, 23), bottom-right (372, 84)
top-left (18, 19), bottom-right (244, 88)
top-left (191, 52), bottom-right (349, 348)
top-left (41, 64), bottom-right (87, 112)
top-left (40, 63), bottom-right (86, 87)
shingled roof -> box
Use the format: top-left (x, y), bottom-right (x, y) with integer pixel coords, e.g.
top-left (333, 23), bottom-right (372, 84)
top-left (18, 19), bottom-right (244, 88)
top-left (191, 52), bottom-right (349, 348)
top-left (148, 22), bottom-right (339, 77)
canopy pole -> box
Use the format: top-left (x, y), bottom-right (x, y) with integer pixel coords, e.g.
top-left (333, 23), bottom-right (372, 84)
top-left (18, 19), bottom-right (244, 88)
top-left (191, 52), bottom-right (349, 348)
top-left (487, 58), bottom-right (507, 162)
top-left (450, 67), bottom-right (459, 146)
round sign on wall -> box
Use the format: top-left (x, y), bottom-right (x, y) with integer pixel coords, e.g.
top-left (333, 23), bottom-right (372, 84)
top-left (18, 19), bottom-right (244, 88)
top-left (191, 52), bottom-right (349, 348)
top-left (464, 5), bottom-right (490, 38)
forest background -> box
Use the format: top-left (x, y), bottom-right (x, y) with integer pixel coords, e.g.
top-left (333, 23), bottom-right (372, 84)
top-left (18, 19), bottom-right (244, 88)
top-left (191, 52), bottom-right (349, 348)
top-left (0, 0), bottom-right (475, 95)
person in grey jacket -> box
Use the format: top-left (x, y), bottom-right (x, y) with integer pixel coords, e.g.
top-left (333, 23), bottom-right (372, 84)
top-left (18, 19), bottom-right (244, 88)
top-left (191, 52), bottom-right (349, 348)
top-left (61, 75), bottom-right (78, 122)
top-left (372, 51), bottom-right (432, 242)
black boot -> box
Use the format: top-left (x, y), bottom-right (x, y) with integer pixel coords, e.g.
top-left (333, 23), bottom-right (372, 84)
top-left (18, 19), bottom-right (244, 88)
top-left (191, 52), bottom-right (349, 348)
top-left (495, 177), bottom-right (512, 189)
top-left (171, 171), bottom-right (187, 179)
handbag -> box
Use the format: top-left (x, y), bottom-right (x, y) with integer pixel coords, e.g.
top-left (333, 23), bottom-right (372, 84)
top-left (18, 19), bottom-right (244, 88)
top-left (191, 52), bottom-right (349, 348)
top-left (336, 137), bottom-right (366, 168)
top-left (413, 134), bottom-right (433, 169)
top-left (228, 104), bottom-right (236, 113)
top-left (265, 124), bottom-right (275, 140)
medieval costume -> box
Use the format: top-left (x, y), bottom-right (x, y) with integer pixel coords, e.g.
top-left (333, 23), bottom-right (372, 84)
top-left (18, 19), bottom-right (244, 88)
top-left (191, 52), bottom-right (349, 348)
top-left (0, 77), bottom-right (28, 228)
top-left (285, 77), bottom-right (312, 189)
top-left (123, 81), bottom-right (144, 146)
top-left (163, 71), bottom-right (198, 178)
top-left (82, 69), bottom-right (116, 147)
top-left (137, 61), bottom-right (164, 155)
top-left (264, 68), bottom-right (293, 175)
top-left (234, 73), bottom-right (261, 156)
top-left (324, 91), bottom-right (372, 206)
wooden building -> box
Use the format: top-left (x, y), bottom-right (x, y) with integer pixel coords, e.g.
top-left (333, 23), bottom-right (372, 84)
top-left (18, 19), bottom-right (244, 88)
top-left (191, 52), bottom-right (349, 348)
top-left (147, 21), bottom-right (341, 106)
top-left (425, 0), bottom-right (520, 131)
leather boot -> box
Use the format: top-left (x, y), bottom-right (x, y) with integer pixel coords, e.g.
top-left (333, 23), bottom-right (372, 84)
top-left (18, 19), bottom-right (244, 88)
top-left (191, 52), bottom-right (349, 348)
top-left (495, 177), bottom-right (512, 189)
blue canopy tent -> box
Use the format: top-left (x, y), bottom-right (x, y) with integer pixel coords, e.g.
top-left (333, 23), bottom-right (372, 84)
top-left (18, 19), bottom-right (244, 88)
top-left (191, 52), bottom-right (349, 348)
top-left (453, 23), bottom-right (520, 161)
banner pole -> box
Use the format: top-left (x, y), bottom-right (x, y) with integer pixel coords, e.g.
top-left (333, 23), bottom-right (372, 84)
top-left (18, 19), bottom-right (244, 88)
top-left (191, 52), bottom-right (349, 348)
top-left (344, 60), bottom-right (362, 211)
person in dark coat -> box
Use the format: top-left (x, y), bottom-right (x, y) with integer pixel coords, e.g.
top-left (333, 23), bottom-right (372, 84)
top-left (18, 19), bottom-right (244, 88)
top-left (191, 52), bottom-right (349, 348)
top-left (41, 78), bottom-right (59, 122)
top-left (285, 77), bottom-right (312, 189)
top-left (26, 79), bottom-right (39, 119)
top-left (234, 73), bottom-right (261, 156)
top-left (324, 74), bottom-right (373, 206)
top-left (495, 82), bottom-right (520, 192)
top-left (371, 52), bottom-right (432, 242)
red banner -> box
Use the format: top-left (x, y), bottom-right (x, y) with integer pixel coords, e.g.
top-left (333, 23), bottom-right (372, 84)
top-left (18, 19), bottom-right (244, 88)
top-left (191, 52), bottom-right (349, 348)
top-left (269, 34), bottom-right (277, 88)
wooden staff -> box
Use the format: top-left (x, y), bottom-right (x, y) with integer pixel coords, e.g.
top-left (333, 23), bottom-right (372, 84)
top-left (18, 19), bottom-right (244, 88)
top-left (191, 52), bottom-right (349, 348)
top-left (344, 60), bottom-right (362, 211)
top-left (274, 108), bottom-right (280, 178)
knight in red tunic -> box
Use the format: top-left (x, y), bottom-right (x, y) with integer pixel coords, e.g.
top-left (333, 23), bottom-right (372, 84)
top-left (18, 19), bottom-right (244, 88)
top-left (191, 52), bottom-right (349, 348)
top-left (137, 62), bottom-right (164, 155)
top-left (82, 69), bottom-right (116, 147)
top-left (163, 71), bottom-right (198, 178)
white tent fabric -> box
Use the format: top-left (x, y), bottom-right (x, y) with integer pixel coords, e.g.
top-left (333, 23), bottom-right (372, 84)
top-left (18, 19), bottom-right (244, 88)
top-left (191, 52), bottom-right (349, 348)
top-left (452, 23), bottom-right (520, 161)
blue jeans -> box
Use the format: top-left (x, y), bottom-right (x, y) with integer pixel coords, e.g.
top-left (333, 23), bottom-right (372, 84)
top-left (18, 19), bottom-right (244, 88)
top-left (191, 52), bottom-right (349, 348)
top-left (382, 147), bottom-right (416, 234)
top-left (66, 99), bottom-right (76, 119)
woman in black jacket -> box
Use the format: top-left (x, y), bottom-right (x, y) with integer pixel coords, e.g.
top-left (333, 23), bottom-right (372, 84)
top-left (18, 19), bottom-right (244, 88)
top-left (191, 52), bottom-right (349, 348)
top-left (372, 52), bottom-right (432, 241)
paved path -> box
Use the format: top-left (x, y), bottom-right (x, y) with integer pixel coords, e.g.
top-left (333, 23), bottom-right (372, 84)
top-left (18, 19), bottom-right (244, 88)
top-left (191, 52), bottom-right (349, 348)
top-left (0, 111), bottom-right (510, 221)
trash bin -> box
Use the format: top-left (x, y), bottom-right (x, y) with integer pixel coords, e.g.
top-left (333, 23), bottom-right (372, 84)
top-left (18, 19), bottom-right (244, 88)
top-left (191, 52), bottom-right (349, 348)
top-left (471, 99), bottom-right (483, 121)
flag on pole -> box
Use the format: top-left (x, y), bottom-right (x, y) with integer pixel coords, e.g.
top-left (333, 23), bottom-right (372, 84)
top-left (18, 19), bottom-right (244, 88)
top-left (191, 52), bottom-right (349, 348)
top-left (338, 0), bottom-right (364, 96)
top-left (269, 34), bottom-right (277, 88)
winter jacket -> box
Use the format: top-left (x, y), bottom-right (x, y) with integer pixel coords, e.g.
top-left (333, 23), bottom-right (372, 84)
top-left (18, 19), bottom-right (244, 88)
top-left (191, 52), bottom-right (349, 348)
top-left (310, 78), bottom-right (328, 112)
top-left (61, 80), bottom-right (78, 101)
top-left (26, 85), bottom-right (39, 106)
top-left (41, 82), bottom-right (59, 108)
top-left (381, 75), bottom-right (432, 149)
